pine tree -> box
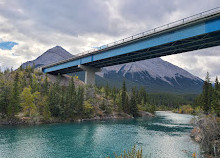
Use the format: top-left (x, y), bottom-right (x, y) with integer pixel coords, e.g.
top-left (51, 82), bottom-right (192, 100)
top-left (19, 66), bottom-right (23, 71)
top-left (211, 76), bottom-right (220, 116)
top-left (130, 87), bottom-right (138, 117)
top-left (43, 74), bottom-right (49, 95)
top-left (121, 80), bottom-right (127, 113)
top-left (202, 72), bottom-right (213, 114)
top-left (7, 72), bottom-right (20, 118)
top-left (68, 77), bottom-right (76, 109)
top-left (28, 72), bottom-right (33, 88)
top-left (0, 80), bottom-right (11, 117)
top-left (32, 74), bottom-right (39, 93)
top-left (76, 86), bottom-right (84, 116)
top-left (112, 87), bottom-right (117, 105)
top-left (215, 76), bottom-right (220, 91)
top-left (43, 102), bottom-right (51, 120)
top-left (137, 87), bottom-right (147, 105)
top-left (105, 83), bottom-right (109, 98)
top-left (48, 78), bottom-right (62, 117)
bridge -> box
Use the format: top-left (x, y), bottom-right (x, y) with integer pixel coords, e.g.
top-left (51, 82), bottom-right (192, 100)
top-left (42, 7), bottom-right (220, 85)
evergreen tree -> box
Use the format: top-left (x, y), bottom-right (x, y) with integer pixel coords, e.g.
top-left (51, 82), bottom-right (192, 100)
top-left (76, 86), bottom-right (84, 115)
top-left (202, 72), bottom-right (213, 114)
top-left (211, 76), bottom-right (220, 116)
top-left (43, 74), bottom-right (49, 95)
top-left (32, 74), bottom-right (39, 93)
top-left (28, 72), bottom-right (33, 88)
top-left (130, 87), bottom-right (138, 117)
top-left (0, 80), bottom-right (11, 117)
top-left (137, 87), bottom-right (147, 105)
top-left (121, 80), bottom-right (128, 113)
top-left (215, 76), bottom-right (220, 91)
top-left (48, 78), bottom-right (62, 117)
top-left (7, 72), bottom-right (20, 118)
top-left (112, 87), bottom-right (117, 105)
top-left (19, 66), bottom-right (23, 71)
top-left (68, 77), bottom-right (76, 109)
top-left (105, 83), bottom-right (109, 98)
top-left (43, 101), bottom-right (51, 120)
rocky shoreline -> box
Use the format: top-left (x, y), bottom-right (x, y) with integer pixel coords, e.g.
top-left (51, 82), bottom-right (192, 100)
top-left (190, 115), bottom-right (220, 157)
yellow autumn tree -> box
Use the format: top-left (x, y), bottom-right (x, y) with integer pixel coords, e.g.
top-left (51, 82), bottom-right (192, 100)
top-left (33, 92), bottom-right (51, 120)
top-left (20, 86), bottom-right (37, 117)
top-left (84, 101), bottom-right (94, 117)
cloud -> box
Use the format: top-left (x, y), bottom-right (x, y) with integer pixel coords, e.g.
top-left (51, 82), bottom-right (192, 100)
top-left (0, 0), bottom-right (220, 79)
top-left (162, 46), bottom-right (220, 81)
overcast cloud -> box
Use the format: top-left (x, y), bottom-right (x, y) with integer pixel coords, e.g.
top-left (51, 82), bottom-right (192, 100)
top-left (0, 0), bottom-right (220, 81)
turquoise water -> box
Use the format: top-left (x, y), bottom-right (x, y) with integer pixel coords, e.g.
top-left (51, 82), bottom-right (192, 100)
top-left (0, 111), bottom-right (200, 158)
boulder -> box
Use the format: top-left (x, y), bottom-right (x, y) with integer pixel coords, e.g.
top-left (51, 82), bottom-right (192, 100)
top-left (138, 111), bottom-right (154, 117)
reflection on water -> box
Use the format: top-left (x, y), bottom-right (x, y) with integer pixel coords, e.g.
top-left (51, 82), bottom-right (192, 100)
top-left (0, 111), bottom-right (200, 158)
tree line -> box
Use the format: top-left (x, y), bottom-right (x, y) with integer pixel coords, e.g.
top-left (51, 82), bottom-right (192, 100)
top-left (2, 66), bottom-right (216, 122)
top-left (0, 66), bottom-right (87, 121)
top-left (0, 66), bottom-right (153, 122)
top-left (194, 72), bottom-right (220, 116)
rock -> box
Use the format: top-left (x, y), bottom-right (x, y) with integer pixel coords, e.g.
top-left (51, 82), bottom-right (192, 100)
top-left (138, 111), bottom-right (154, 118)
top-left (191, 127), bottom-right (202, 143)
top-left (85, 86), bottom-right (95, 100)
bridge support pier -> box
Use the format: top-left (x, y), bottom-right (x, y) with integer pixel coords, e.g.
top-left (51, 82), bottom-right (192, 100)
top-left (78, 65), bottom-right (101, 85)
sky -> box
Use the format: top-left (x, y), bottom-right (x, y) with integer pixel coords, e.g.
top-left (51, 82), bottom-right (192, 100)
top-left (0, 0), bottom-right (220, 81)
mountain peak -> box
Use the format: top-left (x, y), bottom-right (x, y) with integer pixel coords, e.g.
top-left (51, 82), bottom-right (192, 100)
top-left (51, 45), bottom-right (65, 50)
top-left (21, 46), bottom-right (73, 68)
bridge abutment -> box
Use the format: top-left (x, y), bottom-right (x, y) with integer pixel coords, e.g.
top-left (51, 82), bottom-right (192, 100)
top-left (78, 65), bottom-right (101, 85)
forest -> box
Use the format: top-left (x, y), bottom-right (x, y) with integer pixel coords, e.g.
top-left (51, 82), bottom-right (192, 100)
top-left (193, 72), bottom-right (220, 116)
top-left (0, 66), bottom-right (219, 124)
top-left (0, 66), bottom-right (153, 123)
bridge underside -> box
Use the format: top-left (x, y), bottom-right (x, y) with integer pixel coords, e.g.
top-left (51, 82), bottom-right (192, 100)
top-left (48, 30), bottom-right (220, 75)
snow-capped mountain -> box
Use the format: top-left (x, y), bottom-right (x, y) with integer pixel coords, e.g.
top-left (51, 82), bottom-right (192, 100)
top-left (96, 58), bottom-right (203, 93)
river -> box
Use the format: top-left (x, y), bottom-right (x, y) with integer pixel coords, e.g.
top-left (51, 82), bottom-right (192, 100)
top-left (0, 111), bottom-right (200, 158)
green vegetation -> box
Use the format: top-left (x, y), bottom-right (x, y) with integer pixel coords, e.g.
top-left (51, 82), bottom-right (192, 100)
top-left (110, 146), bottom-right (144, 158)
top-left (0, 67), bottom-right (91, 122)
top-left (0, 66), bottom-right (158, 124)
top-left (1, 65), bottom-right (218, 126)
top-left (174, 105), bottom-right (194, 114)
top-left (194, 72), bottom-right (220, 116)
top-left (190, 72), bottom-right (220, 157)
top-left (0, 65), bottom-right (204, 124)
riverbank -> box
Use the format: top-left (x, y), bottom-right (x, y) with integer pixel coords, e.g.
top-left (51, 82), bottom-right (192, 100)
top-left (0, 110), bottom-right (154, 126)
top-left (190, 114), bottom-right (220, 157)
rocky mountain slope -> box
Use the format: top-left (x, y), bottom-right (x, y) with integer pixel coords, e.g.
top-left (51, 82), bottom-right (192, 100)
top-left (21, 46), bottom-right (73, 68)
top-left (96, 58), bottom-right (203, 93)
top-left (21, 46), bottom-right (203, 93)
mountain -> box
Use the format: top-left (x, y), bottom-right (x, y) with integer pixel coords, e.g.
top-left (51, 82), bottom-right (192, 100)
top-left (21, 46), bottom-right (73, 68)
top-left (95, 58), bottom-right (203, 93)
top-left (21, 46), bottom-right (203, 93)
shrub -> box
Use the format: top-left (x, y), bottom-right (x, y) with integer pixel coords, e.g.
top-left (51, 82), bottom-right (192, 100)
top-left (84, 101), bottom-right (94, 117)
top-left (178, 105), bottom-right (194, 114)
top-left (108, 145), bottom-right (146, 158)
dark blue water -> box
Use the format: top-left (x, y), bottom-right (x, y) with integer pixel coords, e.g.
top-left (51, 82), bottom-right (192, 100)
top-left (0, 111), bottom-right (200, 158)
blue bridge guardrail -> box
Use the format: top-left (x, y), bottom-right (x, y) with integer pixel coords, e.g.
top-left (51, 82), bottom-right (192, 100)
top-left (43, 7), bottom-right (220, 69)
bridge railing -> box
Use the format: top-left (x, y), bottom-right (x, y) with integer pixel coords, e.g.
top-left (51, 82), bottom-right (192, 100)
top-left (43, 7), bottom-right (220, 69)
